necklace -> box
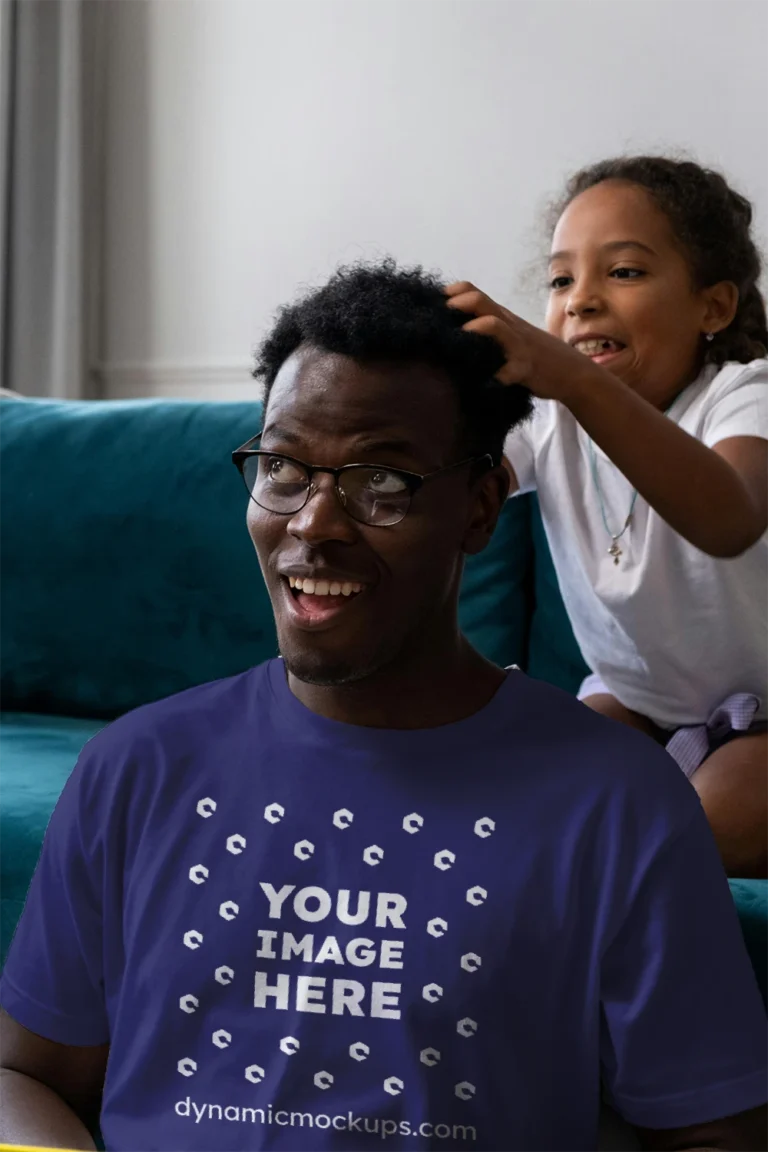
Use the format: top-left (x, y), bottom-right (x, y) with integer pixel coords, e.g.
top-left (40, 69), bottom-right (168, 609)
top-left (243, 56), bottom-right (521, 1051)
top-left (589, 400), bottom-right (677, 566)
top-left (587, 438), bottom-right (637, 564)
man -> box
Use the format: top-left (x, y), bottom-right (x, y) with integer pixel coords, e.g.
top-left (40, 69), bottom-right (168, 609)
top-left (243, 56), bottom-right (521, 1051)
top-left (0, 261), bottom-right (765, 1151)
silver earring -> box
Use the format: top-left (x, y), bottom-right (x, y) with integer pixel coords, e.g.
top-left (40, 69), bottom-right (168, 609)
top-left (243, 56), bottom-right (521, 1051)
top-left (705, 332), bottom-right (714, 342)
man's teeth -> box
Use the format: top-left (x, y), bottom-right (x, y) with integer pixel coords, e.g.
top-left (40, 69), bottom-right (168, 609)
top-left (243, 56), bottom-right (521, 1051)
top-left (288, 576), bottom-right (363, 597)
top-left (575, 338), bottom-right (622, 355)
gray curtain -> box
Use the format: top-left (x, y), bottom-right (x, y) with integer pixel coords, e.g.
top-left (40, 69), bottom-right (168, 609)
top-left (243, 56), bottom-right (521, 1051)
top-left (1, 0), bottom-right (106, 398)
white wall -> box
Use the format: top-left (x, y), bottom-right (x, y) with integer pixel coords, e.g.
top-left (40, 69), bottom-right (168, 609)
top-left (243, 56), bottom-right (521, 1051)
top-left (100, 0), bottom-right (768, 401)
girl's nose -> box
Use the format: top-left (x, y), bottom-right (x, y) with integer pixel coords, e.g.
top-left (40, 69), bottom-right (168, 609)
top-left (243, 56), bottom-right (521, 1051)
top-left (566, 279), bottom-right (603, 318)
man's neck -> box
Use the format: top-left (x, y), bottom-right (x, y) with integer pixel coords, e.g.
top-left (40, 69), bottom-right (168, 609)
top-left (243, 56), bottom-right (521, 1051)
top-left (287, 635), bottom-right (506, 730)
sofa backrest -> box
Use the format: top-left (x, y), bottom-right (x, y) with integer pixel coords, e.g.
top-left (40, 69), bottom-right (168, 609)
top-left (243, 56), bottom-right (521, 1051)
top-left (1, 398), bottom-right (573, 719)
top-left (1, 399), bottom-right (271, 716)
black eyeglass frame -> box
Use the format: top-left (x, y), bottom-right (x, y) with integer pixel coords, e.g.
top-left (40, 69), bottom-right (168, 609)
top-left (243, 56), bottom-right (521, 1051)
top-left (231, 433), bottom-right (493, 526)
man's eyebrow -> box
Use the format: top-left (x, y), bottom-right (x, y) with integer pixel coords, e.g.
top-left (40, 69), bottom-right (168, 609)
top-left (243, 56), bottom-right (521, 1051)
top-left (549, 240), bottom-right (657, 263)
top-left (262, 424), bottom-right (420, 458)
top-left (352, 437), bottom-right (421, 457)
top-left (261, 423), bottom-right (302, 446)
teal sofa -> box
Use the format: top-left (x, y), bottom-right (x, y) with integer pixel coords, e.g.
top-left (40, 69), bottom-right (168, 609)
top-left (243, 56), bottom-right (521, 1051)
top-left (1, 396), bottom-right (765, 1008)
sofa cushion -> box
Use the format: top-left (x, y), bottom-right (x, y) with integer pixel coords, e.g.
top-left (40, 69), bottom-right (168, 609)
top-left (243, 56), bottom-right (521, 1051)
top-left (0, 713), bottom-right (105, 965)
top-left (459, 492), bottom-right (533, 670)
top-left (730, 879), bottom-right (768, 1006)
top-left (526, 496), bottom-right (590, 693)
top-left (1, 399), bottom-right (276, 718)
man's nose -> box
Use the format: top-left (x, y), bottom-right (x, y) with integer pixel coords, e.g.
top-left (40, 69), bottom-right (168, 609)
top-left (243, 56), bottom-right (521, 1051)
top-left (287, 472), bottom-right (359, 546)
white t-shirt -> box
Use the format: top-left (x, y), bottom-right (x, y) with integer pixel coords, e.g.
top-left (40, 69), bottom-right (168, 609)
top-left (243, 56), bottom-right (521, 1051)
top-left (504, 359), bottom-right (768, 729)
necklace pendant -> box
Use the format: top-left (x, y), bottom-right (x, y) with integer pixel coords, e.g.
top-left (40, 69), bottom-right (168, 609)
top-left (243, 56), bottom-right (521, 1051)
top-left (608, 541), bottom-right (622, 564)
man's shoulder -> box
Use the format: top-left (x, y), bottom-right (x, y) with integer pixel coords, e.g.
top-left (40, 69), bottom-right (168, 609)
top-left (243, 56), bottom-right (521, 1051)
top-left (509, 672), bottom-right (697, 823)
top-left (512, 670), bottom-right (672, 773)
top-left (77, 660), bottom-right (274, 776)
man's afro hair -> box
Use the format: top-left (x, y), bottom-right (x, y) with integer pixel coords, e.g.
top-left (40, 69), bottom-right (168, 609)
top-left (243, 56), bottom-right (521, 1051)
top-left (254, 258), bottom-right (532, 465)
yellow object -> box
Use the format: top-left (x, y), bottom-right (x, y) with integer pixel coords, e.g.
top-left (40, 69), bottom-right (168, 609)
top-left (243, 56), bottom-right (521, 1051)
top-left (0, 1145), bottom-right (83, 1151)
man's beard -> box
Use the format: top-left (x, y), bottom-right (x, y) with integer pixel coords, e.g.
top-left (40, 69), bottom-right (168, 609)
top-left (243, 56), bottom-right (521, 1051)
top-left (281, 645), bottom-right (394, 690)
top-left (283, 653), bottom-right (360, 687)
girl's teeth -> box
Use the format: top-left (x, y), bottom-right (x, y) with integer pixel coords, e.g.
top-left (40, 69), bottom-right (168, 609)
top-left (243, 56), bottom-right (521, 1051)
top-left (341, 583), bottom-right (353, 597)
top-left (329, 582), bottom-right (341, 596)
top-left (577, 338), bottom-right (621, 355)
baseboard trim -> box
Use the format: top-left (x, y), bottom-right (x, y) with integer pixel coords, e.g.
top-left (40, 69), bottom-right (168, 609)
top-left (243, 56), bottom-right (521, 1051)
top-left (95, 362), bottom-right (261, 401)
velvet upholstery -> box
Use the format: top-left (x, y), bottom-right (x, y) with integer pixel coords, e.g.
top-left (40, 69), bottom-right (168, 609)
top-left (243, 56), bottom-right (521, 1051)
top-left (1, 400), bottom-right (272, 718)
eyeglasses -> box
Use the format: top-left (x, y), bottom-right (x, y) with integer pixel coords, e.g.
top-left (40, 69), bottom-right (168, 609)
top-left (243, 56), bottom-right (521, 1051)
top-left (232, 434), bottom-right (492, 527)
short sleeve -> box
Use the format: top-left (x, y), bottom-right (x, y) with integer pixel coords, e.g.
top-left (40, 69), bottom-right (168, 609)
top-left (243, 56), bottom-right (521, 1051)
top-left (0, 751), bottom-right (110, 1046)
top-left (503, 404), bottom-right (549, 494)
top-left (600, 802), bottom-right (767, 1130)
top-left (702, 360), bottom-right (768, 448)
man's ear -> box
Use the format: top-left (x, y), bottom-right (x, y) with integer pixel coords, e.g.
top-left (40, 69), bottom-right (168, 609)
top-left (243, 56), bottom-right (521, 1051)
top-left (462, 464), bottom-right (510, 556)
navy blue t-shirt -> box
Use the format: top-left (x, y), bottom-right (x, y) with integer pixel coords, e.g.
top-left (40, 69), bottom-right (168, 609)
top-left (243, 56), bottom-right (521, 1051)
top-left (1, 661), bottom-right (765, 1151)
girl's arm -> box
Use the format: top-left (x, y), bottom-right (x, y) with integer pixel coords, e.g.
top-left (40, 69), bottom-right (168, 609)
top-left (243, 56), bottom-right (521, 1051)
top-left (447, 283), bottom-right (766, 557)
top-left (566, 372), bottom-right (766, 557)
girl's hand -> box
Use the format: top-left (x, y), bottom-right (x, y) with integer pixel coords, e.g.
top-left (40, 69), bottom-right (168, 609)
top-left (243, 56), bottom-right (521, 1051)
top-left (444, 281), bottom-right (602, 404)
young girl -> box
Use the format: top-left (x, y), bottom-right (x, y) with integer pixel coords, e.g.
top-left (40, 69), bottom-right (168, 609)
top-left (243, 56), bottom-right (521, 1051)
top-left (446, 156), bottom-right (767, 878)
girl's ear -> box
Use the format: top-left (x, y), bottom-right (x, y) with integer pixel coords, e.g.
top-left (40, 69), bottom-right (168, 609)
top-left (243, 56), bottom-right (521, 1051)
top-left (701, 280), bottom-right (740, 335)
top-left (462, 465), bottom-right (510, 557)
